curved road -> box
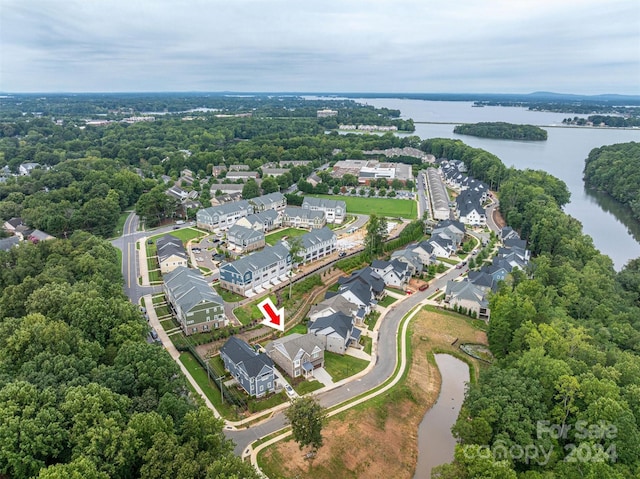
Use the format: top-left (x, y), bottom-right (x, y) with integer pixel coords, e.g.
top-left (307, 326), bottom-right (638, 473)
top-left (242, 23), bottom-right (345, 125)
top-left (225, 265), bottom-right (468, 456)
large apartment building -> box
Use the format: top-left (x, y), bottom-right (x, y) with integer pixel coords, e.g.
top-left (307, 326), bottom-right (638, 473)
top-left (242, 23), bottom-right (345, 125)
top-left (301, 197), bottom-right (346, 224)
top-left (196, 200), bottom-right (253, 231)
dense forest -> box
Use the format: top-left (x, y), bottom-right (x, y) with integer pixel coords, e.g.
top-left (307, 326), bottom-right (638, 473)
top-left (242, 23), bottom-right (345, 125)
top-left (0, 233), bottom-right (258, 478)
top-left (427, 139), bottom-right (640, 479)
top-left (0, 98), bottom-right (422, 234)
top-left (583, 142), bottom-right (640, 222)
top-left (563, 115), bottom-right (640, 128)
top-left (454, 122), bottom-right (548, 141)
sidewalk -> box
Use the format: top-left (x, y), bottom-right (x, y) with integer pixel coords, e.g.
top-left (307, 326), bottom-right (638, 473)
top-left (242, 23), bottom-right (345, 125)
top-left (143, 294), bottom-right (221, 419)
top-left (139, 237), bottom-right (150, 286)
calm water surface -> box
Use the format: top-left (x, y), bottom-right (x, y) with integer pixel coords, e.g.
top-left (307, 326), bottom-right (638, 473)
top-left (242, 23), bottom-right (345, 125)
top-left (355, 98), bottom-right (640, 270)
top-left (414, 354), bottom-right (469, 479)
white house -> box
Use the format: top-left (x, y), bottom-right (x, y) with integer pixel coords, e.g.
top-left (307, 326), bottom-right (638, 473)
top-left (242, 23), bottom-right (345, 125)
top-left (302, 197), bottom-right (347, 224)
top-left (197, 200), bottom-right (253, 231)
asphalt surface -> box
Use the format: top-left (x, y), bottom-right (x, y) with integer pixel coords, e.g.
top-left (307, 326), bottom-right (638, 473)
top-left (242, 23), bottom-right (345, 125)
top-left (225, 265), bottom-right (468, 456)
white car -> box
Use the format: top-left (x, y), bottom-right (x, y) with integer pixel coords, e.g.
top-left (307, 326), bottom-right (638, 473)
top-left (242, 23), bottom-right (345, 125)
top-left (284, 384), bottom-right (296, 398)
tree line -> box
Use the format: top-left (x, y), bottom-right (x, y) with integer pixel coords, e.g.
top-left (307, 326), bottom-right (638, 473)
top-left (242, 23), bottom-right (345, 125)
top-left (0, 233), bottom-right (259, 478)
top-left (583, 142), bottom-right (640, 223)
top-left (433, 144), bottom-right (640, 478)
top-left (454, 122), bottom-right (548, 141)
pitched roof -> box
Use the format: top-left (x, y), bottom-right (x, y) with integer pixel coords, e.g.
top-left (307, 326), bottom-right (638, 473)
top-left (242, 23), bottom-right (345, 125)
top-left (338, 267), bottom-right (385, 295)
top-left (284, 206), bottom-right (325, 221)
top-left (220, 337), bottom-right (273, 377)
top-left (268, 333), bottom-right (323, 361)
top-left (309, 295), bottom-right (359, 318)
top-left (243, 209), bottom-right (279, 226)
top-left (309, 311), bottom-right (353, 340)
top-left (445, 280), bottom-right (488, 306)
top-left (338, 280), bottom-right (373, 306)
top-left (156, 235), bottom-right (187, 263)
top-left (228, 224), bottom-right (264, 242)
top-left (220, 242), bottom-right (290, 276)
top-left (249, 192), bottom-right (285, 209)
top-left (0, 236), bottom-right (20, 251)
top-left (299, 227), bottom-right (336, 249)
top-left (302, 197), bottom-right (346, 210)
top-left (198, 200), bottom-right (252, 219)
top-left (164, 266), bottom-right (223, 313)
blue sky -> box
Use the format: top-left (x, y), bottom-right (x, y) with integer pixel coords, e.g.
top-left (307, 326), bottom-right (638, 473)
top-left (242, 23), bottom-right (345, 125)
top-left (1, 0), bottom-right (639, 94)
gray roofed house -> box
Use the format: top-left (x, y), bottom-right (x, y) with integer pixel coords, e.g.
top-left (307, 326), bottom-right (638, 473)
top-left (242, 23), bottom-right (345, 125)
top-left (220, 337), bottom-right (275, 398)
top-left (26, 229), bottom-right (55, 243)
top-left (19, 162), bottom-right (40, 176)
top-left (282, 206), bottom-right (326, 229)
top-left (196, 200), bottom-right (253, 231)
top-left (296, 227), bottom-right (337, 264)
top-left (306, 173), bottom-right (322, 187)
top-left (0, 236), bottom-right (20, 251)
top-left (156, 234), bottom-right (188, 273)
top-left (248, 192), bottom-right (286, 213)
top-left (163, 266), bottom-right (227, 335)
top-left (302, 197), bottom-right (346, 224)
top-left (308, 311), bottom-right (360, 355)
top-left (337, 280), bottom-right (374, 314)
top-left (309, 295), bottom-right (361, 322)
top-left (227, 224), bottom-right (265, 254)
top-left (219, 242), bottom-right (291, 297)
top-left (467, 270), bottom-right (496, 292)
top-left (391, 249), bottom-right (424, 276)
top-left (371, 259), bottom-right (411, 288)
top-left (266, 333), bottom-right (324, 379)
top-left (2, 217), bottom-right (24, 233)
top-left (426, 167), bottom-right (450, 220)
top-left (226, 171), bottom-right (259, 181)
top-left (235, 209), bottom-right (281, 232)
top-left (261, 168), bottom-right (290, 178)
top-left (456, 191), bottom-right (486, 226)
top-left (501, 226), bottom-right (520, 242)
top-left (338, 266), bottom-right (386, 298)
top-left (444, 280), bottom-right (490, 320)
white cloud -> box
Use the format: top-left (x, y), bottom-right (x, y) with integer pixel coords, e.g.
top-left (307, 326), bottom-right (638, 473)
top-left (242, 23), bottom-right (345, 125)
top-left (1, 0), bottom-right (638, 93)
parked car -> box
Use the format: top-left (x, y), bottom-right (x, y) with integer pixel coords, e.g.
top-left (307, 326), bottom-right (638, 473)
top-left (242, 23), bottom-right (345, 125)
top-left (284, 384), bottom-right (296, 398)
top-left (418, 283), bottom-right (429, 291)
top-left (338, 251), bottom-right (347, 257)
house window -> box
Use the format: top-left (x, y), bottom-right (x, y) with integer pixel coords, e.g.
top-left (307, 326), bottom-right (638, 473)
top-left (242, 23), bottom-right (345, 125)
top-left (312, 351), bottom-right (319, 359)
top-left (294, 359), bottom-right (300, 367)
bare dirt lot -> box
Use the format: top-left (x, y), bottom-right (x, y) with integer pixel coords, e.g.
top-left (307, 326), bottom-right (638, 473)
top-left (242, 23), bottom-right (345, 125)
top-left (259, 307), bottom-right (488, 479)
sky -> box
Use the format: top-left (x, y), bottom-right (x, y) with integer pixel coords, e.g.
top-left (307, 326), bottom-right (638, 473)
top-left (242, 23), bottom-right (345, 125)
top-left (1, 0), bottom-right (639, 95)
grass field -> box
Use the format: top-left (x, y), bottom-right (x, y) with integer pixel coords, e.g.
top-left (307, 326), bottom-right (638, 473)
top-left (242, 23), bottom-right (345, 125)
top-left (308, 194), bottom-right (417, 219)
top-left (323, 351), bottom-right (369, 382)
top-left (378, 295), bottom-right (398, 307)
top-left (265, 227), bottom-right (307, 246)
top-left (150, 227), bottom-right (204, 244)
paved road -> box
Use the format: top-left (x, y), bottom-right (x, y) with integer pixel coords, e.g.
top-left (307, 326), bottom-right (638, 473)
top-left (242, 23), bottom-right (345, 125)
top-left (110, 212), bottom-right (174, 304)
top-left (225, 265), bottom-right (467, 456)
top-left (333, 213), bottom-right (369, 234)
top-left (417, 171), bottom-right (429, 220)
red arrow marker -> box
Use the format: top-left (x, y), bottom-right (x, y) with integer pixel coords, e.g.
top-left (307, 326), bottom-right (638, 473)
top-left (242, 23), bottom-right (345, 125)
top-left (258, 298), bottom-right (285, 331)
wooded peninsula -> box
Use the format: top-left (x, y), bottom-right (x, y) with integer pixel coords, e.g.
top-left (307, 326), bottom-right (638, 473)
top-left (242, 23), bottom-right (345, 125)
top-left (453, 122), bottom-right (548, 141)
top-left (584, 141), bottom-right (640, 222)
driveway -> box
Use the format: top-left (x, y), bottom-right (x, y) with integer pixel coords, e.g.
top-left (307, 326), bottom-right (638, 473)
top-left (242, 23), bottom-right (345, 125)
top-left (313, 367), bottom-right (334, 387)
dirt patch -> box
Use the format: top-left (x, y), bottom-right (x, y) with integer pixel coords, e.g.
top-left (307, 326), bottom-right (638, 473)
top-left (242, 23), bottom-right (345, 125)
top-left (259, 307), bottom-right (488, 478)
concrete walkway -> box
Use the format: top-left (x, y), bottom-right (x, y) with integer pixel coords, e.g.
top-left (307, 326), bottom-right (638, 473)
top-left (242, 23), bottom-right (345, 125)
top-left (312, 367), bottom-right (334, 387)
top-left (345, 346), bottom-right (371, 361)
top-left (143, 294), bottom-right (221, 419)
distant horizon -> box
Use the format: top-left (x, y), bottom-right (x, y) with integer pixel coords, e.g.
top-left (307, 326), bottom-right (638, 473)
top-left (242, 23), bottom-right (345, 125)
top-left (3, 90), bottom-right (640, 99)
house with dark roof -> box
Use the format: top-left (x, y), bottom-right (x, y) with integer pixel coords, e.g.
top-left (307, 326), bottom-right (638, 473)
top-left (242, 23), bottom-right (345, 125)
top-left (444, 280), bottom-right (490, 320)
top-left (456, 191), bottom-right (486, 226)
top-left (156, 235), bottom-right (188, 273)
top-left (390, 249), bottom-right (424, 276)
top-left (306, 173), bottom-right (322, 187)
top-left (197, 200), bottom-right (254, 231)
top-left (336, 280), bottom-right (374, 315)
top-left (282, 206), bottom-right (326, 229)
top-left (432, 220), bottom-right (466, 247)
top-left (219, 242), bottom-right (291, 297)
top-left (308, 311), bottom-right (361, 355)
top-left (371, 259), bottom-right (411, 288)
top-left (467, 270), bottom-right (496, 292)
top-left (163, 266), bottom-right (227, 335)
top-left (297, 227), bottom-right (336, 264)
top-left (500, 226), bottom-right (520, 242)
top-left (2, 217), bottom-right (24, 234)
top-left (266, 333), bottom-right (324, 379)
top-left (425, 233), bottom-right (456, 258)
top-left (227, 224), bottom-right (265, 254)
top-left (0, 236), bottom-right (20, 252)
top-left (235, 210), bottom-right (281, 232)
top-left (337, 266), bottom-right (386, 299)
top-left (220, 337), bottom-right (275, 398)
top-left (302, 197), bottom-right (346, 224)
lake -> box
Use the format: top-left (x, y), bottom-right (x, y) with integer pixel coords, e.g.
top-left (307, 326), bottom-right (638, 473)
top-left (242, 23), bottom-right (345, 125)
top-left (414, 354), bottom-right (469, 478)
top-left (353, 98), bottom-right (640, 270)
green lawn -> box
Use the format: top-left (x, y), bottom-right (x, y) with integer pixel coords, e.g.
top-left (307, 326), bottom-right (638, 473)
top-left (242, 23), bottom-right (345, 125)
top-left (295, 380), bottom-right (324, 395)
top-left (362, 336), bottom-right (373, 355)
top-left (214, 285), bottom-right (244, 303)
top-left (179, 353), bottom-right (236, 418)
top-left (150, 228), bottom-right (204, 245)
top-left (286, 323), bottom-right (308, 335)
top-left (265, 227), bottom-right (308, 246)
top-left (234, 293), bottom-right (278, 326)
top-left (378, 295), bottom-right (398, 307)
top-left (323, 351), bottom-right (369, 383)
top-left (149, 270), bottom-right (163, 283)
top-left (307, 194), bottom-right (417, 219)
